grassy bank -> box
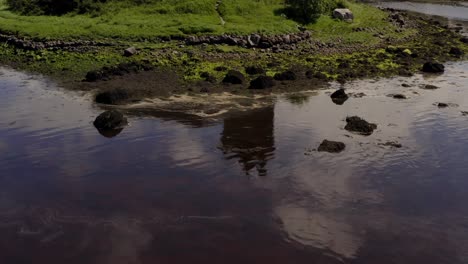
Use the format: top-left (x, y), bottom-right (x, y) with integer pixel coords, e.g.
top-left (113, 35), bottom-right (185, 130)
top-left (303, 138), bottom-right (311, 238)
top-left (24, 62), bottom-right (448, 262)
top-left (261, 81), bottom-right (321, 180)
top-left (0, 0), bottom-right (403, 44)
top-left (0, 0), bottom-right (297, 39)
top-left (0, 0), bottom-right (466, 101)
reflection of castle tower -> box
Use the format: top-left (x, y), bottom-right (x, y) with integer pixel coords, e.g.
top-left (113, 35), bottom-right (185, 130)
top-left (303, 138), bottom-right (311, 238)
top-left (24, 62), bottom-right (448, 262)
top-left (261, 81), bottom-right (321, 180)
top-left (220, 107), bottom-right (275, 176)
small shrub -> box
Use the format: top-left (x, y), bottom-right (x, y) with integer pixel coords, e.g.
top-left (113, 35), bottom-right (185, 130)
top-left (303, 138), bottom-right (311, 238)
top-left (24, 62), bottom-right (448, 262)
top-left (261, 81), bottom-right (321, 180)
top-left (284, 0), bottom-right (346, 24)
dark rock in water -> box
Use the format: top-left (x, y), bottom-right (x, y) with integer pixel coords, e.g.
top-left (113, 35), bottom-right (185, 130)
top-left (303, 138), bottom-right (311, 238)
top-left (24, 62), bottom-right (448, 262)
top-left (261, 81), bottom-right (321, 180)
top-left (437, 102), bottom-right (449, 108)
top-left (249, 76), bottom-right (275, 89)
top-left (449, 47), bottom-right (464, 57)
top-left (222, 70), bottom-right (246, 84)
top-left (95, 88), bottom-right (130, 105)
top-left (461, 111), bottom-right (468, 116)
top-left (318, 140), bottom-right (346, 153)
top-left (422, 62), bottom-right (445, 73)
top-left (93, 110), bottom-right (128, 132)
top-left (245, 66), bottom-right (265, 75)
top-left (274, 71), bottom-right (297, 81)
top-left (401, 83), bottom-right (412, 87)
top-left (331, 88), bottom-right (348, 99)
top-left (421, 84), bottom-right (439, 90)
top-left (392, 94), bottom-right (407, 99)
top-left (345, 116), bottom-right (377, 136)
top-left (330, 88), bottom-right (349, 105)
top-left (123, 47), bottom-right (137, 57)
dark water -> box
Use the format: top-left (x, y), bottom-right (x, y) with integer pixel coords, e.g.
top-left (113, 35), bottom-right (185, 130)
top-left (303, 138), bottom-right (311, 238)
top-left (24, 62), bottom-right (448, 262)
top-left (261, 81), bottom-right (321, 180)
top-left (1, 6), bottom-right (468, 263)
top-left (2, 61), bottom-right (468, 263)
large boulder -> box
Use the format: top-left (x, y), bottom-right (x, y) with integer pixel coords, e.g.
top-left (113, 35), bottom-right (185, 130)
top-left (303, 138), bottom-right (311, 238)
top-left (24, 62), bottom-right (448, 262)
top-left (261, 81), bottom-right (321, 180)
top-left (318, 140), bottom-right (346, 153)
top-left (222, 70), bottom-right (246, 84)
top-left (345, 116), bottom-right (377, 136)
top-left (333, 9), bottom-right (354, 21)
top-left (422, 62), bottom-right (445, 73)
top-left (95, 88), bottom-right (130, 105)
top-left (249, 76), bottom-right (275, 89)
top-left (93, 110), bottom-right (128, 131)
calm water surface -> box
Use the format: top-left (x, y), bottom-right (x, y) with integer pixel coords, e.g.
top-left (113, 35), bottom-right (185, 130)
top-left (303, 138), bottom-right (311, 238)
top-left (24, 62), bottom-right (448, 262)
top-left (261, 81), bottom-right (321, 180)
top-left (1, 61), bottom-right (468, 263)
top-left (1, 5), bottom-right (468, 263)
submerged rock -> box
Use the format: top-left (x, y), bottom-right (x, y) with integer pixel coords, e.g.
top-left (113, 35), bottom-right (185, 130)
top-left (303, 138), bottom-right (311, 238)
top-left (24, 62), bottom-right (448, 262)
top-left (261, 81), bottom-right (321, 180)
top-left (318, 140), bottom-right (346, 153)
top-left (391, 94), bottom-right (407, 99)
top-left (379, 141), bottom-right (402, 148)
top-left (330, 88), bottom-right (349, 105)
top-left (222, 70), bottom-right (246, 84)
top-left (421, 84), bottom-right (439, 90)
top-left (422, 62), bottom-right (445, 73)
top-left (345, 116), bottom-right (377, 136)
top-left (437, 102), bottom-right (449, 108)
top-left (95, 88), bottom-right (130, 105)
top-left (249, 76), bottom-right (275, 89)
top-left (93, 110), bottom-right (128, 131)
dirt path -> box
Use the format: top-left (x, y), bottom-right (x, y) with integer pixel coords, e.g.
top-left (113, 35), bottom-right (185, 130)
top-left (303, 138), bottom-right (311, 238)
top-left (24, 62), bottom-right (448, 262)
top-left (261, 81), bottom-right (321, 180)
top-left (215, 0), bottom-right (226, 26)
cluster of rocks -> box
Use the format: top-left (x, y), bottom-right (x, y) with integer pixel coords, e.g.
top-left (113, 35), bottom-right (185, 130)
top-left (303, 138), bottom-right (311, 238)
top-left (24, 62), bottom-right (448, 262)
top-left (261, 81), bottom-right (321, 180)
top-left (185, 31), bottom-right (312, 49)
top-left (306, 87), bottom-right (383, 153)
top-left (0, 33), bottom-right (112, 51)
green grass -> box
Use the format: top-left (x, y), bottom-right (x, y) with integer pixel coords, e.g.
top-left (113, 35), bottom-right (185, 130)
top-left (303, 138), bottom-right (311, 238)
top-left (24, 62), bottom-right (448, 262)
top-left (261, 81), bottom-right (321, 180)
top-left (306, 3), bottom-right (413, 44)
top-left (0, 0), bottom-right (403, 45)
top-left (0, 0), bottom-right (298, 40)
